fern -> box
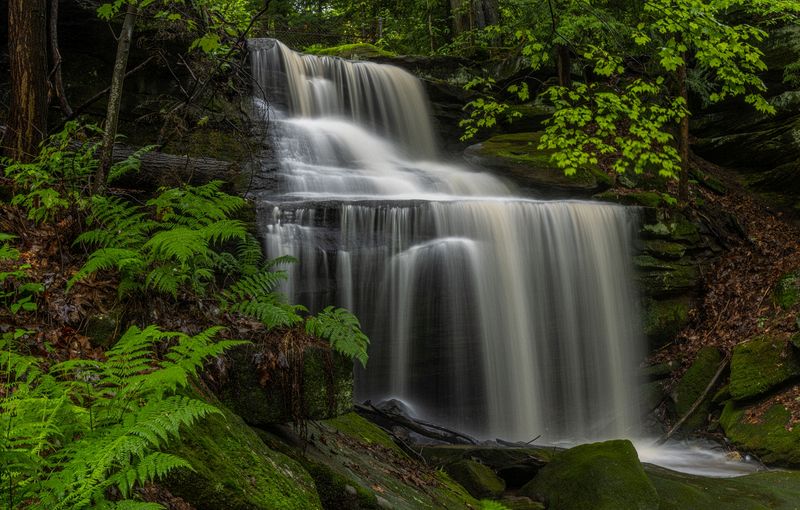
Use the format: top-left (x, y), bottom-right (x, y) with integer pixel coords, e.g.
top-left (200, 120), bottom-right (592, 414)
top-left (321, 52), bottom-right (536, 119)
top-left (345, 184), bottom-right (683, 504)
top-left (71, 183), bottom-right (249, 298)
top-left (305, 306), bottom-right (370, 368)
top-left (1, 324), bottom-right (245, 509)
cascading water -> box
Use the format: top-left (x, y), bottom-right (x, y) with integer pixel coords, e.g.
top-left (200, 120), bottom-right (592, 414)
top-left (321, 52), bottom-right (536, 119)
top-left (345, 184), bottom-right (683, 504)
top-left (250, 38), bottom-right (645, 444)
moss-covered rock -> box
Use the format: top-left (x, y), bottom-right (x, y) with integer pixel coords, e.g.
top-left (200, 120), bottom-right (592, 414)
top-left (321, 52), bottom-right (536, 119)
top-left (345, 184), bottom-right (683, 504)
top-left (308, 43), bottom-right (396, 59)
top-left (219, 343), bottom-right (354, 426)
top-left (635, 256), bottom-right (700, 297)
top-left (672, 347), bottom-right (723, 432)
top-left (519, 440), bottom-right (659, 510)
top-left (643, 240), bottom-right (687, 260)
top-left (773, 271), bottom-right (800, 309)
top-left (84, 313), bottom-right (120, 349)
top-left (720, 402), bottom-right (800, 466)
top-left (643, 297), bottom-right (691, 348)
top-left (593, 190), bottom-right (662, 208)
top-left (165, 396), bottom-right (322, 510)
top-left (464, 132), bottom-right (611, 197)
top-left (444, 460), bottom-right (505, 499)
top-left (647, 465), bottom-right (800, 509)
top-left (639, 360), bottom-right (680, 380)
top-left (641, 216), bottom-right (701, 245)
top-left (498, 496), bottom-right (546, 510)
top-left (729, 335), bottom-right (800, 401)
top-left (259, 413), bottom-right (480, 509)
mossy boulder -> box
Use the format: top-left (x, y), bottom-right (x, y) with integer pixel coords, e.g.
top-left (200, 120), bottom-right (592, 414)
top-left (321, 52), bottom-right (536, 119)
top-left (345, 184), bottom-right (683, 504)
top-left (647, 465), bottom-right (800, 509)
top-left (421, 445), bottom-right (550, 489)
top-left (641, 216), bottom-right (701, 245)
top-left (773, 271), bottom-right (800, 309)
top-left (499, 496), bottom-right (546, 510)
top-left (593, 190), bottom-right (662, 208)
top-left (259, 413), bottom-right (480, 509)
top-left (720, 402), bottom-right (800, 466)
top-left (165, 397), bottom-right (322, 510)
top-left (308, 43), bottom-right (396, 59)
top-left (464, 132), bottom-right (611, 197)
top-left (672, 347), bottom-right (723, 432)
top-left (519, 440), bottom-right (659, 510)
top-left (729, 335), bottom-right (800, 400)
top-left (219, 343), bottom-right (354, 426)
top-left (643, 297), bottom-right (691, 348)
top-left (643, 240), bottom-right (687, 260)
top-left (444, 460), bottom-right (505, 499)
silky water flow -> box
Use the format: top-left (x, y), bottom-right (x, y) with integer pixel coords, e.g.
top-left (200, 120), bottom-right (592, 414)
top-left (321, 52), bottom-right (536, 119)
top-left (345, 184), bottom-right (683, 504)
top-left (249, 38), bottom-right (756, 476)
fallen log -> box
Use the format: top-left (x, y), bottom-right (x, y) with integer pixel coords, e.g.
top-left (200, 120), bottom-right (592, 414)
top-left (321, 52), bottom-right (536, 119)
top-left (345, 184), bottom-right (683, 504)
top-left (355, 402), bottom-right (479, 445)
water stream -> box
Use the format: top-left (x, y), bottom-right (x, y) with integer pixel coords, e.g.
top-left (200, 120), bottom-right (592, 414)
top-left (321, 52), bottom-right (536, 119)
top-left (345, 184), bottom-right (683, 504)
top-left (249, 39), bottom-right (757, 476)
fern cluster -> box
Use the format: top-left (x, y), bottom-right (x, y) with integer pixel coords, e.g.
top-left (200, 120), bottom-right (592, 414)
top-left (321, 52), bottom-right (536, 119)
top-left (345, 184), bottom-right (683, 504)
top-left (1, 322), bottom-right (245, 509)
top-left (70, 181), bottom-right (248, 297)
top-left (69, 183), bottom-right (371, 366)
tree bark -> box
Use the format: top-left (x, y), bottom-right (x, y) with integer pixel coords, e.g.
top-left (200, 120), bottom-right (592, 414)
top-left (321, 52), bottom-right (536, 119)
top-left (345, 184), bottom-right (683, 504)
top-left (677, 59), bottom-right (690, 202)
top-left (2, 0), bottom-right (49, 162)
top-left (95, 3), bottom-right (138, 193)
top-left (49, 0), bottom-right (73, 117)
top-left (556, 44), bottom-right (571, 87)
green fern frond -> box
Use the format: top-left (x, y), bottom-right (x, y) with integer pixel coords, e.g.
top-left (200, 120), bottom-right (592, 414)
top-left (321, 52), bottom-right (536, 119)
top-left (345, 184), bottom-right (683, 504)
top-left (69, 248), bottom-right (145, 289)
top-left (143, 228), bottom-right (209, 265)
top-left (306, 306), bottom-right (370, 367)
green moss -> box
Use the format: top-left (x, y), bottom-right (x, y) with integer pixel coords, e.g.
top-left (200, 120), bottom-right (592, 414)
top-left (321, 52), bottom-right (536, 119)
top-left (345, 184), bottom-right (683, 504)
top-left (498, 496), bottom-right (545, 510)
top-left (305, 461), bottom-right (380, 509)
top-left (643, 240), bottom-right (687, 260)
top-left (83, 313), bottom-right (120, 349)
top-left (643, 297), bottom-right (691, 347)
top-left (520, 440), bottom-right (659, 510)
top-left (647, 465), bottom-right (800, 509)
top-left (421, 445), bottom-right (554, 470)
top-left (307, 43), bottom-right (396, 58)
top-left (673, 347), bottom-right (722, 431)
top-left (635, 257), bottom-right (699, 296)
top-left (165, 398), bottom-right (322, 510)
top-left (219, 344), bottom-right (354, 426)
top-left (594, 190), bottom-right (662, 208)
top-left (445, 460), bottom-right (505, 499)
top-left (720, 402), bottom-right (800, 466)
top-left (773, 271), bottom-right (800, 309)
top-left (467, 132), bottom-right (611, 192)
top-left (163, 128), bottom-right (250, 162)
top-left (641, 217), bottom-right (700, 244)
top-left (729, 335), bottom-right (800, 400)
top-left (639, 361), bottom-right (680, 380)
top-left (326, 412), bottom-right (402, 454)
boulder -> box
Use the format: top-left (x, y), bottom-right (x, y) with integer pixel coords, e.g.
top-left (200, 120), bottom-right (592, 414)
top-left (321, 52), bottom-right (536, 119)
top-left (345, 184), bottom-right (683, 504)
top-left (720, 402), bottom-right (800, 467)
top-left (444, 459), bottom-right (505, 499)
top-left (165, 395), bottom-right (322, 510)
top-left (773, 270), bottom-right (800, 309)
top-left (646, 465), bottom-right (800, 509)
top-left (463, 132), bottom-right (612, 198)
top-left (672, 347), bottom-right (723, 432)
top-left (257, 413), bottom-right (480, 510)
top-left (729, 335), bottom-right (800, 400)
top-left (519, 440), bottom-right (659, 510)
top-left (219, 343), bottom-right (354, 426)
top-left (642, 297), bottom-right (691, 348)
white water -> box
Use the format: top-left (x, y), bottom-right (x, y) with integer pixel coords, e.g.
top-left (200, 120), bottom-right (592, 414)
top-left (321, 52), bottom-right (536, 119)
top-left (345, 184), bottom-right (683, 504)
top-left (250, 39), bottom-right (758, 475)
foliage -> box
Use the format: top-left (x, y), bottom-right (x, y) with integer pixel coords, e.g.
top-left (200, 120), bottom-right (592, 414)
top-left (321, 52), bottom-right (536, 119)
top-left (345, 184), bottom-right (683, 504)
top-left (70, 181), bottom-right (248, 297)
top-left (2, 122), bottom-right (145, 224)
top-left (306, 306), bottom-right (370, 368)
top-left (1, 322), bottom-right (244, 509)
top-left (540, 79), bottom-right (686, 177)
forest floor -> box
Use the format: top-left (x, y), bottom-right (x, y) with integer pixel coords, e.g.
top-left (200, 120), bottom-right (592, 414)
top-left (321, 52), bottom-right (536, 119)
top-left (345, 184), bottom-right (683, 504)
top-left (653, 154), bottom-right (800, 425)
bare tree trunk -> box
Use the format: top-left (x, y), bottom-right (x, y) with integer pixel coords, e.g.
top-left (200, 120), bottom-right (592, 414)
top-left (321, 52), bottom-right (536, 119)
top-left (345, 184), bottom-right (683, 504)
top-left (49, 0), bottom-right (73, 117)
top-left (556, 44), bottom-right (571, 87)
top-left (95, 3), bottom-right (138, 193)
top-left (2, 0), bottom-right (49, 162)
top-left (677, 59), bottom-right (690, 202)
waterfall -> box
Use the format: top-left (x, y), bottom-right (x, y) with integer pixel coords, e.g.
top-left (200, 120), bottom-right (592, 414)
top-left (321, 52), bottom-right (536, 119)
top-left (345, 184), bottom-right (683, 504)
top-left (251, 38), bottom-right (644, 443)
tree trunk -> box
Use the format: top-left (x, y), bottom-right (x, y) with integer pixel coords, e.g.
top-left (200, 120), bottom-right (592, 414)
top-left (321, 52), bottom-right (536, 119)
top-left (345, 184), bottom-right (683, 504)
top-left (49, 0), bottom-right (72, 117)
top-left (677, 59), bottom-right (690, 202)
top-left (556, 44), bottom-right (571, 87)
top-left (95, 3), bottom-right (138, 193)
top-left (2, 0), bottom-right (49, 162)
